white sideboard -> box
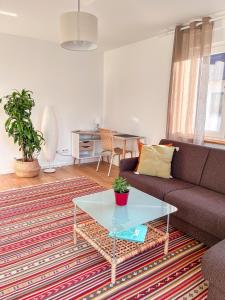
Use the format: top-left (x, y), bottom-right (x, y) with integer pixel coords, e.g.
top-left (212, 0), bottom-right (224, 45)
top-left (71, 130), bottom-right (101, 164)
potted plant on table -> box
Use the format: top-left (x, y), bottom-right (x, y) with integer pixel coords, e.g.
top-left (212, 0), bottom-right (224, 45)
top-left (0, 89), bottom-right (44, 177)
top-left (113, 176), bottom-right (130, 206)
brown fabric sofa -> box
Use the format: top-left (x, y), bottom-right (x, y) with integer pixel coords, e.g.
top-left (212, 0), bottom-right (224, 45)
top-left (119, 139), bottom-right (225, 299)
top-left (202, 240), bottom-right (225, 300)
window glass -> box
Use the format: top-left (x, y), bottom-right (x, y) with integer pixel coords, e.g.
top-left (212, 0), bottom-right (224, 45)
top-left (205, 52), bottom-right (225, 139)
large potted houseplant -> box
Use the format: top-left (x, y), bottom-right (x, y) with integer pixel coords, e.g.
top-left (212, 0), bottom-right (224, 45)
top-left (0, 89), bottom-right (44, 177)
top-left (113, 176), bottom-right (130, 206)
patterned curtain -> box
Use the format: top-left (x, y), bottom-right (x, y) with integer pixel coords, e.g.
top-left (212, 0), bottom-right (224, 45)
top-left (166, 17), bottom-right (213, 144)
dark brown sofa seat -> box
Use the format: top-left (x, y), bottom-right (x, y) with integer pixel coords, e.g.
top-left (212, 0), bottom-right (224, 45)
top-left (120, 170), bottom-right (194, 200)
top-left (164, 186), bottom-right (225, 240)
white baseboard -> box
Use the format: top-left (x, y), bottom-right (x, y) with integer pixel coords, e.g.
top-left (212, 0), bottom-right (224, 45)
top-left (40, 161), bottom-right (73, 169)
top-left (0, 157), bottom-right (99, 175)
top-left (0, 167), bottom-right (14, 175)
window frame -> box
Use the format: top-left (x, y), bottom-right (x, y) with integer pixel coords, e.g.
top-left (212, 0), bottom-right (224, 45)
top-left (204, 42), bottom-right (225, 144)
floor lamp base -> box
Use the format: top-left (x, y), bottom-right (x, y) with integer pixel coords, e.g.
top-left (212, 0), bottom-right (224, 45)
top-left (43, 168), bottom-right (56, 173)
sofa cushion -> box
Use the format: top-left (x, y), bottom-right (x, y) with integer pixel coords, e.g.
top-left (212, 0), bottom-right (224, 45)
top-left (164, 186), bottom-right (225, 240)
top-left (120, 157), bottom-right (139, 172)
top-left (160, 139), bottom-right (210, 185)
top-left (202, 239), bottom-right (225, 293)
top-left (200, 148), bottom-right (225, 194)
top-left (120, 171), bottom-right (194, 200)
top-left (137, 145), bottom-right (175, 179)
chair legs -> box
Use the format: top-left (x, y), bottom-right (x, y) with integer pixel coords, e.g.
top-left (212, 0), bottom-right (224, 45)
top-left (96, 153), bottom-right (117, 176)
top-left (108, 155), bottom-right (114, 177)
top-left (96, 155), bottom-right (102, 172)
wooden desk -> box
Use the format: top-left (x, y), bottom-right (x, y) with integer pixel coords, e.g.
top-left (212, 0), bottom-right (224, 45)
top-left (71, 130), bottom-right (143, 164)
top-left (113, 134), bottom-right (142, 159)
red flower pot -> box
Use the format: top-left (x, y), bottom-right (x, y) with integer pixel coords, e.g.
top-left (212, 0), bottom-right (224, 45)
top-left (114, 191), bottom-right (129, 206)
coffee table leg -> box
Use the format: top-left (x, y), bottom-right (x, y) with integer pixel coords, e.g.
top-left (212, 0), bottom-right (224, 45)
top-left (164, 214), bottom-right (170, 255)
top-left (111, 235), bottom-right (117, 285)
top-left (74, 203), bottom-right (77, 245)
top-left (111, 264), bottom-right (116, 284)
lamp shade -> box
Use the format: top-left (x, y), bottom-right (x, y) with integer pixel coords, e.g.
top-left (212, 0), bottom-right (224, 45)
top-left (60, 11), bottom-right (98, 51)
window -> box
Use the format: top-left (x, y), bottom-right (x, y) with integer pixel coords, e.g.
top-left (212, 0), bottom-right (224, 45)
top-left (205, 52), bottom-right (225, 140)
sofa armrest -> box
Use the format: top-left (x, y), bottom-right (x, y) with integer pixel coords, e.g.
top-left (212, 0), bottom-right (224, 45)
top-left (119, 157), bottom-right (138, 172)
top-left (202, 239), bottom-right (225, 293)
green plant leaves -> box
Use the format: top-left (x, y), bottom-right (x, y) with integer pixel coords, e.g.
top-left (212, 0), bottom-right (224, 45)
top-left (0, 89), bottom-right (44, 162)
top-left (112, 176), bottom-right (130, 193)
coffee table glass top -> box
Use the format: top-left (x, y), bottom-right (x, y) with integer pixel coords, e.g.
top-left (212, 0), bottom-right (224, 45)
top-left (73, 187), bottom-right (177, 233)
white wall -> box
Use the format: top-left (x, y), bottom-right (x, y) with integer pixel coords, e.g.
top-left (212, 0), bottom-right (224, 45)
top-left (103, 34), bottom-right (174, 146)
top-left (212, 18), bottom-right (225, 52)
top-left (0, 33), bottom-right (103, 174)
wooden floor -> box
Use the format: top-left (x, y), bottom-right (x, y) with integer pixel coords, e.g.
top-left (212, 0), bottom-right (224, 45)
top-left (0, 162), bottom-right (119, 191)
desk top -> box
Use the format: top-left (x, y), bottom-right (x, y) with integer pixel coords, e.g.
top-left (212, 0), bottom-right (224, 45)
top-left (72, 130), bottom-right (100, 135)
top-left (73, 130), bottom-right (142, 140)
top-left (114, 134), bottom-right (140, 140)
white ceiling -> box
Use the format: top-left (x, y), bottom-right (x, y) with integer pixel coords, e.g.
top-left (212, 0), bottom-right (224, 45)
top-left (0, 0), bottom-right (225, 50)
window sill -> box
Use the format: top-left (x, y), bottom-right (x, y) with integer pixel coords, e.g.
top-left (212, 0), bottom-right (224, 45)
top-left (204, 138), bottom-right (225, 146)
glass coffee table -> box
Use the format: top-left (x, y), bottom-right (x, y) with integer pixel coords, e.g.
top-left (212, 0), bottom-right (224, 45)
top-left (73, 187), bottom-right (177, 284)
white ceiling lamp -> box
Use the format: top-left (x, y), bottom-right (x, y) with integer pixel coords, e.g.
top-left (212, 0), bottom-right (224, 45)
top-left (0, 10), bottom-right (17, 17)
top-left (60, 0), bottom-right (98, 51)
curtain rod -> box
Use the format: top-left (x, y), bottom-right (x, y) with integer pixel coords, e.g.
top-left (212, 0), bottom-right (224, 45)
top-left (180, 14), bottom-right (225, 31)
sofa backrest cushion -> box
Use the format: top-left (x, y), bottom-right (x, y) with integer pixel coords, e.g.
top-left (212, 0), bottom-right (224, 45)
top-left (137, 145), bottom-right (176, 179)
top-left (200, 148), bottom-right (225, 194)
top-left (160, 139), bottom-right (210, 185)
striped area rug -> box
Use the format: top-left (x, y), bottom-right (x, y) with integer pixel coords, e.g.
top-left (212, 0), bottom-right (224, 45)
top-left (0, 177), bottom-right (208, 300)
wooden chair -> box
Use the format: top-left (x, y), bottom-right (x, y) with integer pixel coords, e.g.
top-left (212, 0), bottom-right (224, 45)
top-left (96, 128), bottom-right (132, 176)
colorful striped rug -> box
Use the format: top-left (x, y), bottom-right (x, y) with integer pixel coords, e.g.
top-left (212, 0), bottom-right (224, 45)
top-left (0, 177), bottom-right (208, 300)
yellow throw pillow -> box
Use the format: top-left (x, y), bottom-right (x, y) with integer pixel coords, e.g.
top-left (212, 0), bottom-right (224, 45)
top-left (137, 145), bottom-right (175, 179)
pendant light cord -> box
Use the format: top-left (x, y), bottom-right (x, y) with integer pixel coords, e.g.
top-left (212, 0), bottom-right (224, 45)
top-left (78, 0), bottom-right (80, 12)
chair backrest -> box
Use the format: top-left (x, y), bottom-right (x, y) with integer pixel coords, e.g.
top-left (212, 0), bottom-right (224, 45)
top-left (99, 128), bottom-right (113, 151)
